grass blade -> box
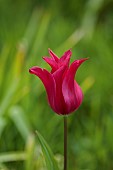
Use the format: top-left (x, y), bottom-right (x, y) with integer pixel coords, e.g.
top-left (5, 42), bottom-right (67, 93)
top-left (25, 134), bottom-right (35, 170)
top-left (36, 130), bottom-right (59, 170)
top-left (9, 106), bottom-right (31, 141)
top-left (0, 152), bottom-right (26, 163)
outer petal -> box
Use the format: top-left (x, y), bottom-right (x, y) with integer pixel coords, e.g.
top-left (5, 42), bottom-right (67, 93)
top-left (48, 48), bottom-right (59, 62)
top-left (52, 65), bottom-right (67, 114)
top-left (74, 81), bottom-right (83, 108)
top-left (62, 58), bottom-right (88, 114)
top-left (29, 66), bottom-right (57, 113)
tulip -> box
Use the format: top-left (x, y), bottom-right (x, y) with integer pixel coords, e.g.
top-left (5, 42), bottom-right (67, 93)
top-left (29, 49), bottom-right (87, 115)
top-left (29, 49), bottom-right (88, 170)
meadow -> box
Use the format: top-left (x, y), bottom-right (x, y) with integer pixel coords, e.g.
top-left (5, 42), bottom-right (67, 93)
top-left (0, 0), bottom-right (113, 169)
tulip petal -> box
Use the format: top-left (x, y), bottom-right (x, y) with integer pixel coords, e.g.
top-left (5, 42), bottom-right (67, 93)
top-left (29, 66), bottom-right (57, 112)
top-left (53, 65), bottom-right (67, 114)
top-left (74, 81), bottom-right (83, 107)
top-left (43, 57), bottom-right (58, 72)
top-left (62, 58), bottom-right (87, 113)
top-left (59, 49), bottom-right (72, 64)
top-left (58, 50), bottom-right (72, 69)
top-left (48, 48), bottom-right (59, 62)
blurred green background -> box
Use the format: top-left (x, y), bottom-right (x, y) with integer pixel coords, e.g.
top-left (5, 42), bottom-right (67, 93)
top-left (0, 0), bottom-right (113, 169)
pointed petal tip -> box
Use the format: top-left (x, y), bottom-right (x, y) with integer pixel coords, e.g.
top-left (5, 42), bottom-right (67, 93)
top-left (29, 66), bottom-right (43, 75)
top-left (42, 56), bottom-right (47, 61)
top-left (59, 49), bottom-right (72, 64)
top-left (29, 68), bottom-right (33, 74)
top-left (48, 48), bottom-right (52, 52)
top-left (80, 57), bottom-right (89, 61)
top-left (83, 57), bottom-right (88, 61)
top-left (64, 49), bottom-right (72, 55)
top-left (48, 48), bottom-right (54, 55)
top-left (67, 49), bottom-right (72, 56)
top-left (84, 57), bottom-right (89, 61)
top-left (80, 57), bottom-right (89, 64)
top-left (42, 56), bottom-right (52, 62)
top-left (76, 57), bottom-right (89, 65)
top-left (48, 48), bottom-right (59, 62)
top-left (63, 48), bottom-right (72, 57)
top-left (68, 48), bottom-right (72, 52)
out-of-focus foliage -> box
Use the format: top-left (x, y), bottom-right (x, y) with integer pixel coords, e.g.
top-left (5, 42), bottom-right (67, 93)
top-left (0, 0), bottom-right (113, 169)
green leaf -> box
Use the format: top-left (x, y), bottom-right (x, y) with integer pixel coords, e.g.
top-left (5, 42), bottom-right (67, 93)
top-left (36, 131), bottom-right (59, 170)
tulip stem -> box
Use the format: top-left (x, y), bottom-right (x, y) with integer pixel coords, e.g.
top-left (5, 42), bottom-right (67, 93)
top-left (64, 116), bottom-right (67, 170)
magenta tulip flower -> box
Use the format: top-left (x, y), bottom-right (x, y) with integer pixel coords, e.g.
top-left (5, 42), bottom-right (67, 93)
top-left (29, 49), bottom-right (87, 115)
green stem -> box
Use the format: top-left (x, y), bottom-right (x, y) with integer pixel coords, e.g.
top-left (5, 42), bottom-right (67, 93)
top-left (64, 116), bottom-right (67, 170)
